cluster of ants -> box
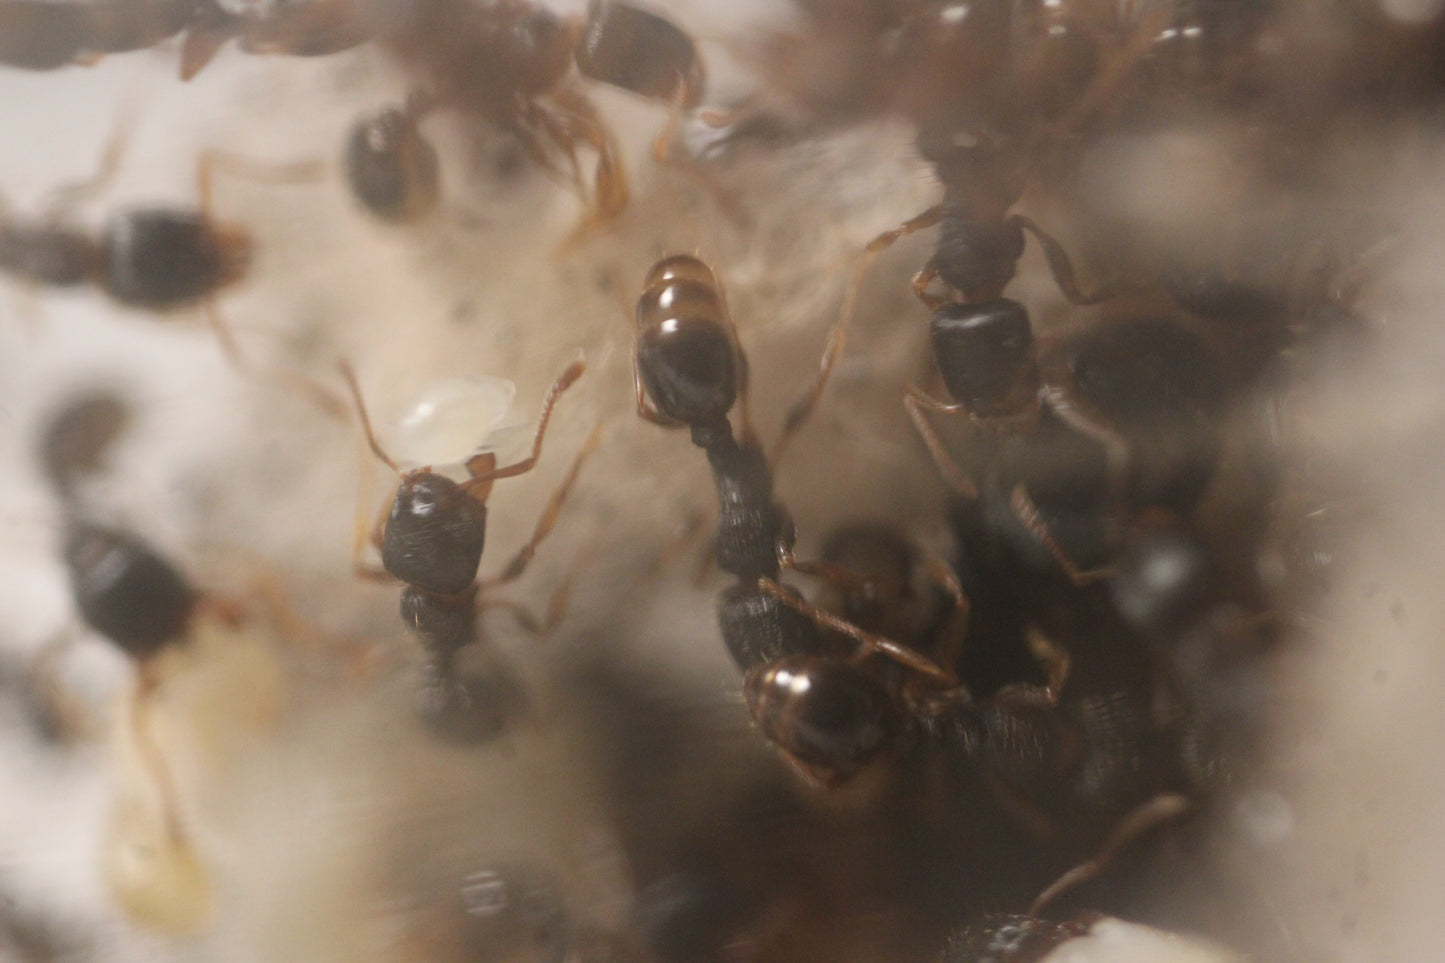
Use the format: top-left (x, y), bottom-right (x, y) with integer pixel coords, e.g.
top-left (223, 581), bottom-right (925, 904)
top-left (8, 0), bottom-right (1445, 961)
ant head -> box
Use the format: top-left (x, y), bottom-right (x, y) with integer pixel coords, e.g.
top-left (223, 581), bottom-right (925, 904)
top-left (63, 521), bottom-right (194, 661)
top-left (744, 656), bottom-right (898, 787)
top-left (636, 255), bottom-right (738, 427)
top-left (383, 473), bottom-right (489, 597)
top-left (345, 105), bottom-right (440, 223)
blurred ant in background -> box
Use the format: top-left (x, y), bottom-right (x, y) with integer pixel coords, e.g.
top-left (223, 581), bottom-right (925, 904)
top-left (341, 360), bottom-right (596, 742)
top-left (0, 0), bottom-right (369, 78)
top-left (347, 0), bottom-right (703, 232)
top-left (0, 119), bottom-right (345, 416)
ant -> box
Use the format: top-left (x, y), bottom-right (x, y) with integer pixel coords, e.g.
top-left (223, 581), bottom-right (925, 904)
top-left (348, 0), bottom-right (703, 229)
top-left (341, 359), bottom-right (595, 742)
top-left (0, 0), bottom-right (369, 79)
top-left (61, 517), bottom-right (287, 935)
top-left (0, 130), bottom-right (345, 417)
top-left (633, 252), bottom-right (977, 784)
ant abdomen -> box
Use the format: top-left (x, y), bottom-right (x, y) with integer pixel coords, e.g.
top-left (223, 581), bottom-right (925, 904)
top-left (744, 657), bottom-right (899, 786)
top-left (345, 106), bottom-right (441, 223)
top-left (63, 522), bottom-right (195, 662)
top-left (382, 473), bottom-right (489, 597)
top-left (576, 0), bottom-right (703, 104)
top-left (102, 209), bottom-right (250, 309)
top-left (931, 299), bottom-right (1039, 418)
top-left (636, 258), bottom-right (737, 427)
top-left (415, 658), bottom-right (522, 744)
top-left (717, 583), bottom-right (821, 671)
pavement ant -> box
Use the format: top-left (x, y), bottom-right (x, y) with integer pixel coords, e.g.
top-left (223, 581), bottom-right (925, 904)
top-left (0, 0), bottom-right (369, 79)
top-left (348, 0), bottom-right (702, 230)
top-left (341, 360), bottom-right (595, 742)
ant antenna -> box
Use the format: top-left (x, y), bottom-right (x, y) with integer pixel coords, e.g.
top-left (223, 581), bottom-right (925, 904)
top-left (338, 361), bottom-right (402, 476)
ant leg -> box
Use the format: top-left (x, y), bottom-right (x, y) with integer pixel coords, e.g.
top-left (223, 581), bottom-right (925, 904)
top-left (1012, 215), bottom-right (1128, 306)
top-left (338, 361), bottom-right (404, 580)
top-left (756, 577), bottom-right (953, 684)
top-left (476, 424), bottom-right (602, 591)
top-left (195, 149), bottom-right (322, 213)
top-left (464, 360), bottom-right (586, 487)
top-left (1008, 484), bottom-right (1114, 586)
top-left (547, 86), bottom-right (630, 242)
top-left (129, 668), bottom-right (192, 850)
top-left (905, 387), bottom-right (979, 499)
top-left (769, 205), bottom-right (947, 464)
top-left (26, 631), bottom-right (92, 742)
top-left (44, 101), bottom-right (140, 213)
top-left (1039, 380), bottom-right (1132, 510)
top-left (203, 300), bottom-right (348, 419)
top-left (910, 262), bottom-right (953, 309)
top-left (1029, 793), bottom-right (1192, 915)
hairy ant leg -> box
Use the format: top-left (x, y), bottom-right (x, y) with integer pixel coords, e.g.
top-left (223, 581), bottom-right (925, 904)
top-left (770, 204), bottom-right (946, 465)
top-left (188, 149), bottom-right (345, 418)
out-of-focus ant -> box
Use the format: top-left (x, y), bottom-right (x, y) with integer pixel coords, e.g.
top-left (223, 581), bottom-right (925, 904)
top-left (0, 132), bottom-right (344, 416)
top-left (348, 0), bottom-right (703, 231)
top-left (341, 360), bottom-right (596, 742)
top-left (0, 0), bottom-right (369, 79)
top-left (61, 518), bottom-right (291, 936)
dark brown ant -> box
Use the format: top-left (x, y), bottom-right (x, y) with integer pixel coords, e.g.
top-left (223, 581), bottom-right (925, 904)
top-left (635, 254), bottom-right (950, 678)
top-left (341, 360), bottom-right (594, 742)
top-left (0, 0), bottom-right (369, 79)
top-left (348, 0), bottom-right (703, 229)
top-left (0, 140), bottom-right (345, 416)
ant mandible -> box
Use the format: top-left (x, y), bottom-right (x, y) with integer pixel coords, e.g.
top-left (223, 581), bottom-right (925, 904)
top-left (347, 0), bottom-right (703, 230)
top-left (341, 359), bottom-right (595, 742)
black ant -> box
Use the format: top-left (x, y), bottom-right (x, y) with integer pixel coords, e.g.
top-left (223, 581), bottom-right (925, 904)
top-left (0, 0), bottom-right (369, 79)
top-left (633, 252), bottom-right (978, 784)
top-left (341, 360), bottom-right (595, 742)
top-left (348, 0), bottom-right (703, 229)
top-left (0, 134), bottom-right (345, 417)
top-left (60, 518), bottom-right (229, 934)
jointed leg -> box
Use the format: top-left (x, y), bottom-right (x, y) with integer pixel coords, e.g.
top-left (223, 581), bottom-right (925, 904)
top-left (756, 577), bottom-right (952, 684)
top-left (1029, 793), bottom-right (1192, 915)
top-left (1008, 484), bottom-right (1114, 586)
top-left (770, 205), bottom-right (946, 465)
top-left (478, 423), bottom-right (602, 590)
top-left (465, 360), bottom-right (586, 488)
top-left (905, 387), bottom-right (979, 499)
